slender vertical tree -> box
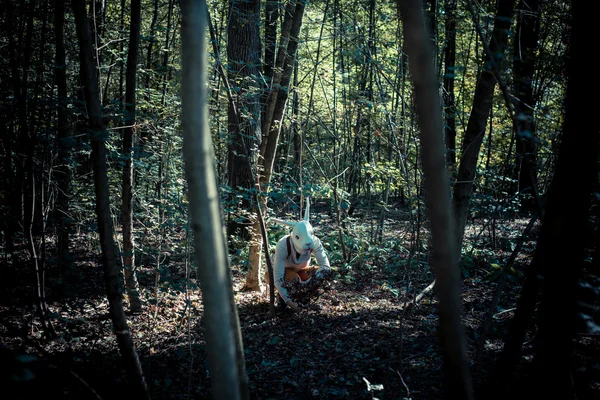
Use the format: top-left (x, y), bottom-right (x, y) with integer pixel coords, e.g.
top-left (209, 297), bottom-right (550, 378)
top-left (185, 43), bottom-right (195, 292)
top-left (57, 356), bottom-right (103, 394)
top-left (71, 1), bottom-right (149, 397)
top-left (453, 0), bottom-right (517, 254)
top-left (246, 0), bottom-right (306, 291)
top-left (55, 0), bottom-right (72, 268)
top-left (397, 0), bottom-right (473, 398)
top-left (138, 0), bottom-right (159, 168)
top-left (122, 0), bottom-right (143, 313)
top-left (443, 0), bottom-right (457, 166)
top-left (263, 0), bottom-right (279, 127)
top-left (424, 0), bottom-right (438, 71)
top-left (118, 0), bottom-right (126, 108)
top-left (512, 0), bottom-right (540, 206)
top-left (180, 0), bottom-right (247, 397)
top-left (259, 0), bottom-right (305, 182)
top-left (7, 0), bottom-right (35, 251)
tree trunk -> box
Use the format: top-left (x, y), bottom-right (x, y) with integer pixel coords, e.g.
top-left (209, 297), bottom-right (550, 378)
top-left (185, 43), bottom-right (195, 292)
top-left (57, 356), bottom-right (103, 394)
top-left (180, 1), bottom-right (247, 397)
top-left (491, 2), bottom-right (598, 396)
top-left (299, 0), bottom-right (330, 214)
top-left (443, 0), bottom-right (457, 166)
top-left (347, 14), bottom-right (371, 198)
top-left (90, 0), bottom-right (106, 99)
top-left (397, 0), bottom-right (473, 398)
top-left (424, 0), bottom-right (438, 71)
top-left (512, 0), bottom-right (540, 207)
top-left (259, 0), bottom-right (305, 167)
top-left (138, 0), bottom-right (159, 163)
top-left (25, 0), bottom-right (55, 337)
top-left (453, 0), bottom-right (516, 254)
top-left (118, 0), bottom-right (126, 109)
top-left (7, 0), bottom-right (35, 249)
top-left (262, 0), bottom-right (279, 126)
top-left (144, 0), bottom-right (159, 99)
top-left (55, 0), bottom-right (72, 269)
top-left (122, 0), bottom-right (143, 314)
top-left (71, 1), bottom-right (150, 397)
top-left (226, 0), bottom-right (261, 257)
top-left (159, 0), bottom-right (175, 106)
top-left (247, 0), bottom-right (306, 290)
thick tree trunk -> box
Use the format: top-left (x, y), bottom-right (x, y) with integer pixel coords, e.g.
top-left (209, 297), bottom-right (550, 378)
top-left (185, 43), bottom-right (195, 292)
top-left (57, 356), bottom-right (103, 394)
top-left (492, 3), bottom-right (598, 397)
top-left (424, 0), bottom-right (438, 70)
top-left (206, 0), bottom-right (278, 318)
top-left (122, 0), bottom-right (143, 313)
top-left (529, 2), bottom-right (593, 397)
top-left (71, 1), bottom-right (149, 397)
top-left (247, 0), bottom-right (306, 290)
top-left (226, 0), bottom-right (261, 258)
top-left (180, 1), bottom-right (248, 397)
top-left (246, 219), bottom-right (264, 291)
top-left (397, 1), bottom-right (473, 398)
top-left (453, 0), bottom-right (517, 254)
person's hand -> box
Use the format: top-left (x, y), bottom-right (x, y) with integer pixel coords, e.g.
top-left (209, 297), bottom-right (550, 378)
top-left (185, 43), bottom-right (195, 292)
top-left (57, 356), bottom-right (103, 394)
top-left (286, 300), bottom-right (299, 311)
top-left (315, 268), bottom-right (331, 279)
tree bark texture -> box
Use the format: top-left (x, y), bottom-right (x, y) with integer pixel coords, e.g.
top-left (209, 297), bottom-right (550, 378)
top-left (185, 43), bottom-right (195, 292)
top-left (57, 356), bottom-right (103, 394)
top-left (55, 0), bottom-right (72, 267)
top-left (6, 0), bottom-right (35, 249)
top-left (453, 0), bottom-right (517, 254)
top-left (528, 0), bottom-right (597, 395)
top-left (397, 1), bottom-right (473, 399)
top-left (122, 0), bottom-right (143, 313)
top-left (71, 1), bottom-right (149, 397)
top-left (259, 0), bottom-right (305, 165)
top-left (180, 1), bottom-right (248, 398)
top-left (262, 0), bottom-right (279, 129)
top-left (443, 0), bottom-right (457, 166)
top-left (248, 0), bottom-right (306, 290)
top-left (492, 2), bottom-right (598, 397)
top-left (512, 0), bottom-right (540, 203)
top-left (424, 0), bottom-right (438, 71)
top-left (226, 0), bottom-right (262, 265)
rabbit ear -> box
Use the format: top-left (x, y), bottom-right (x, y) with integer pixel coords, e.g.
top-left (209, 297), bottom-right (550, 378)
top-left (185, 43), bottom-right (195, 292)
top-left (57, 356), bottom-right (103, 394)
top-left (271, 218), bottom-right (297, 228)
top-left (304, 197), bottom-right (310, 221)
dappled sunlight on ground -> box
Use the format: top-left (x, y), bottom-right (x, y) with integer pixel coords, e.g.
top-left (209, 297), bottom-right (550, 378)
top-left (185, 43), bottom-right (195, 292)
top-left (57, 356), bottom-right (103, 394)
top-left (1, 217), bottom-right (597, 399)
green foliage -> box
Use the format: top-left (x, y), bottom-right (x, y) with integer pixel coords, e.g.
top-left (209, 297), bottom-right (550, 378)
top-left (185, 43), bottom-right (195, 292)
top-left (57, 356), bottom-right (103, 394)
top-left (0, 0), bottom-right (575, 320)
top-left (361, 161), bottom-right (403, 193)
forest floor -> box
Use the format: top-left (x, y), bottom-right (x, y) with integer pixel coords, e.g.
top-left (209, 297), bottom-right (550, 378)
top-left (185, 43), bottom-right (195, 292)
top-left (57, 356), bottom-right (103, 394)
top-left (1, 216), bottom-right (599, 400)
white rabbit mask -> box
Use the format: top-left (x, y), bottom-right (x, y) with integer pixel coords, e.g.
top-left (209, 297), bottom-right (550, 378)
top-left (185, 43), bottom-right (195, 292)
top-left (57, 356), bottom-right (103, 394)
top-left (271, 198), bottom-right (314, 255)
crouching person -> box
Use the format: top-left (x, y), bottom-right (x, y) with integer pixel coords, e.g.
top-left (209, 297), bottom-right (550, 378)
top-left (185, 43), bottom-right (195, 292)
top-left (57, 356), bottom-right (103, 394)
top-left (266, 198), bottom-right (331, 311)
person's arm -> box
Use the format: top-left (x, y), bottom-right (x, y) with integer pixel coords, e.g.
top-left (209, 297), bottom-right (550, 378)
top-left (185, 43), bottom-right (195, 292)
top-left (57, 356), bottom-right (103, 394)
top-left (312, 237), bottom-right (331, 278)
top-left (273, 237), bottom-right (293, 305)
